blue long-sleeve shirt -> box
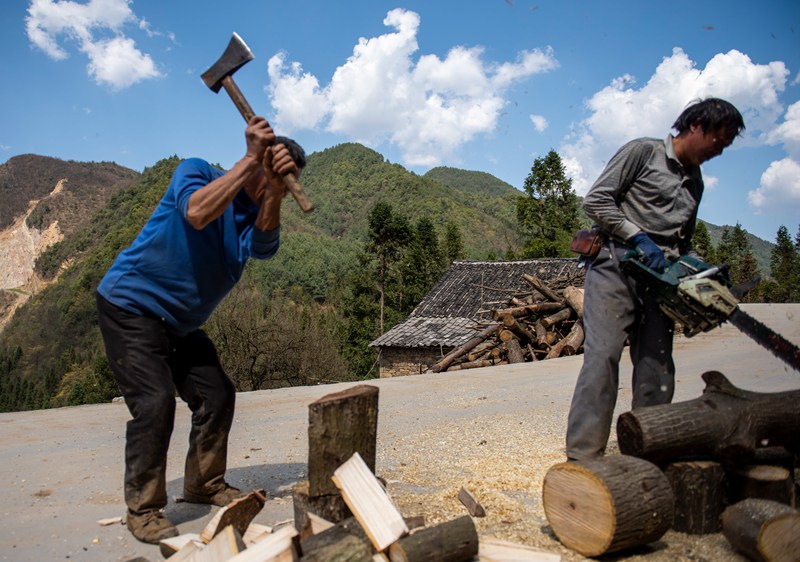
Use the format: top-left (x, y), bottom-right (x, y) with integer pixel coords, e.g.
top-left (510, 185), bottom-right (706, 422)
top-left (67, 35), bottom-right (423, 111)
top-left (98, 158), bottom-right (280, 335)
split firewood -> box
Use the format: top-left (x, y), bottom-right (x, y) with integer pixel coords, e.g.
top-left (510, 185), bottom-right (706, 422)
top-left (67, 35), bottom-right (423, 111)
top-left (192, 525), bottom-right (246, 562)
top-left (300, 512), bottom-right (335, 541)
top-left (429, 324), bottom-right (499, 373)
top-left (200, 490), bottom-right (266, 543)
top-left (617, 371), bottom-right (800, 464)
top-left (540, 308), bottom-right (572, 330)
top-left (721, 498), bottom-right (800, 562)
top-left (522, 274), bottom-right (563, 303)
top-left (542, 456), bottom-right (674, 557)
top-left (160, 533), bottom-right (202, 559)
top-left (729, 464), bottom-right (796, 507)
top-left (292, 480), bottom-right (352, 533)
top-left (458, 486), bottom-right (486, 517)
top-left (308, 385), bottom-right (379, 497)
top-left (242, 523), bottom-right (273, 546)
top-left (227, 524), bottom-right (300, 562)
top-left (478, 537), bottom-right (561, 561)
top-left (664, 460), bottom-right (727, 534)
top-left (562, 286), bottom-right (584, 319)
top-left (332, 452), bottom-right (409, 552)
top-left (387, 515), bottom-right (478, 562)
top-left (165, 538), bottom-right (203, 562)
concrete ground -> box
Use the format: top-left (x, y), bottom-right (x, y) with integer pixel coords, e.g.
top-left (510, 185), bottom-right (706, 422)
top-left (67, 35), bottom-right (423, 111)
top-left (0, 304), bottom-right (797, 562)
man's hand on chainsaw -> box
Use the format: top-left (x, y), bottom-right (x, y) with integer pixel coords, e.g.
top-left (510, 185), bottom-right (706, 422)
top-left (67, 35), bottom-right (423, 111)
top-left (628, 231), bottom-right (668, 272)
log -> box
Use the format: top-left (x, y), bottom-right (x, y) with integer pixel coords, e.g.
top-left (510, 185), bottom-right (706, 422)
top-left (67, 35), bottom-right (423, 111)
top-left (721, 498), bottom-right (800, 562)
top-left (527, 343), bottom-right (538, 362)
top-left (534, 321), bottom-right (549, 350)
top-left (387, 515), bottom-right (478, 562)
top-left (729, 465), bottom-right (795, 507)
top-left (466, 341), bottom-right (498, 362)
top-left (540, 308), bottom-right (572, 330)
top-left (542, 455), bottom-right (674, 557)
top-left (544, 336), bottom-right (569, 360)
top-left (497, 329), bottom-right (516, 343)
top-left (501, 315), bottom-right (537, 343)
top-left (561, 321), bottom-right (584, 356)
top-left (664, 460), bottom-right (727, 534)
top-left (522, 274), bottom-right (563, 303)
top-left (302, 533), bottom-right (373, 562)
top-left (491, 302), bottom-right (564, 320)
top-left (308, 385), bottom-right (379, 497)
top-left (429, 324), bottom-right (499, 373)
top-left (617, 371), bottom-right (800, 464)
top-left (562, 286), bottom-right (584, 319)
top-left (292, 481), bottom-right (352, 532)
top-left (505, 339), bottom-right (525, 364)
top-left (448, 359), bottom-right (494, 371)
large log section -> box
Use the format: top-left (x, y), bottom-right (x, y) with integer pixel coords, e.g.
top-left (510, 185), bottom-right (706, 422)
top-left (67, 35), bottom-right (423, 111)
top-left (617, 371), bottom-right (800, 465)
top-left (542, 455), bottom-right (674, 557)
top-left (721, 499), bottom-right (800, 562)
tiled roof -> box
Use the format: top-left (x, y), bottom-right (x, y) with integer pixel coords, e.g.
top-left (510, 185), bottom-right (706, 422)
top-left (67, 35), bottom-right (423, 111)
top-left (371, 259), bottom-right (584, 348)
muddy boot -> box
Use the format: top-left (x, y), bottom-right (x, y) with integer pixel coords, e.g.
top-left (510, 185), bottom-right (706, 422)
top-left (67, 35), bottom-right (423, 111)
top-left (126, 509), bottom-right (179, 544)
top-left (183, 482), bottom-right (244, 507)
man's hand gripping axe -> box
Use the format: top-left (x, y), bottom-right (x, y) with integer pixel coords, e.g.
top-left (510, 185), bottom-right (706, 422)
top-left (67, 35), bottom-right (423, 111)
top-left (202, 33), bottom-right (313, 213)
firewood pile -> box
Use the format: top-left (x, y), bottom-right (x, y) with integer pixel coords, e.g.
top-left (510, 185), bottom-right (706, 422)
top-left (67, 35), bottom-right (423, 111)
top-left (428, 274), bottom-right (585, 373)
top-left (542, 371), bottom-right (800, 561)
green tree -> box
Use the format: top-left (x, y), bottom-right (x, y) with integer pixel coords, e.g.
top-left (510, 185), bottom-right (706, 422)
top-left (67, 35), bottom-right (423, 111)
top-left (717, 223), bottom-right (762, 302)
top-left (401, 217), bottom-right (446, 311)
top-left (763, 225), bottom-right (799, 302)
top-left (692, 221), bottom-right (716, 263)
top-left (443, 220), bottom-right (465, 264)
top-left (516, 149), bottom-right (580, 257)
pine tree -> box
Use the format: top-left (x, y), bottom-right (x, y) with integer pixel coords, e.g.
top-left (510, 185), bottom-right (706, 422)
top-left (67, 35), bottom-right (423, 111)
top-left (692, 221), bottom-right (715, 263)
top-left (765, 225), bottom-right (800, 302)
top-left (443, 220), bottom-right (465, 264)
top-left (516, 149), bottom-right (581, 257)
top-left (716, 223), bottom-right (762, 302)
top-left (401, 217), bottom-right (445, 312)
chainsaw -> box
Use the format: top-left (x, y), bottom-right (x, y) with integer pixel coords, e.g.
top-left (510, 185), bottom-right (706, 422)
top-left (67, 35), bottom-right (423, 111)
top-left (620, 252), bottom-right (800, 371)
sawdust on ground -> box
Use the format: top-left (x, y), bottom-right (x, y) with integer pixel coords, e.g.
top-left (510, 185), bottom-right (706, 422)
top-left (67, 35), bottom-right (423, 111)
top-left (377, 401), bottom-right (745, 562)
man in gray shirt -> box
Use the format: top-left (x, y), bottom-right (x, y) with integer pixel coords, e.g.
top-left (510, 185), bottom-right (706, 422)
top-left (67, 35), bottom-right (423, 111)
top-left (566, 98), bottom-right (745, 461)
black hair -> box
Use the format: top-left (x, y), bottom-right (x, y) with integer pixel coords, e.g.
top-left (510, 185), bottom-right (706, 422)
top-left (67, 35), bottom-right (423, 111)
top-left (276, 136), bottom-right (307, 169)
top-left (672, 98), bottom-right (745, 139)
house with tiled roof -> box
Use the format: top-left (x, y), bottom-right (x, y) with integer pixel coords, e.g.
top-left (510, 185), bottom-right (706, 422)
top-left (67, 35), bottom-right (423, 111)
top-left (369, 259), bottom-right (585, 377)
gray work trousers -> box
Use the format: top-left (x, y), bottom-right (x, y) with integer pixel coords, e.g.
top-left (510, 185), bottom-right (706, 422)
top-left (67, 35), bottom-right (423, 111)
top-left (565, 241), bottom-right (675, 460)
top-left (96, 293), bottom-right (236, 514)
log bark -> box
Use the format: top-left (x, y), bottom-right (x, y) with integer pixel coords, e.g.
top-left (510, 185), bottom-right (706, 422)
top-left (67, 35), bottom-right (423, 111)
top-left (562, 286), bottom-right (584, 319)
top-left (429, 324), bottom-right (498, 373)
top-left (534, 321), bottom-right (550, 350)
top-left (501, 314), bottom-right (537, 342)
top-left (729, 465), bottom-right (795, 507)
top-left (387, 515), bottom-right (478, 562)
top-left (308, 385), bottom-right (379, 497)
top-left (292, 481), bottom-right (352, 532)
top-left (664, 460), bottom-right (727, 534)
top-left (545, 335), bottom-right (569, 360)
top-left (617, 371), bottom-right (800, 464)
top-left (505, 339), bottom-right (525, 364)
top-left (301, 517), bottom-right (373, 562)
top-left (540, 308), bottom-right (573, 329)
top-left (522, 274), bottom-right (564, 303)
top-left (542, 455), bottom-right (674, 557)
top-left (721, 498), bottom-right (800, 562)
top-left (491, 301), bottom-right (564, 320)
top-left (562, 321), bottom-right (584, 356)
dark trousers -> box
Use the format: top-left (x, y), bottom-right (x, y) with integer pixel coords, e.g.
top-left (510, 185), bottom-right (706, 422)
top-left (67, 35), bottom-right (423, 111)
top-left (96, 293), bottom-right (236, 514)
top-left (565, 241), bottom-right (675, 460)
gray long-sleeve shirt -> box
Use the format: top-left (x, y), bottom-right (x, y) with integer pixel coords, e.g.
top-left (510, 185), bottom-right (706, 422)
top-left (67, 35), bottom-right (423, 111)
top-left (583, 135), bottom-right (704, 258)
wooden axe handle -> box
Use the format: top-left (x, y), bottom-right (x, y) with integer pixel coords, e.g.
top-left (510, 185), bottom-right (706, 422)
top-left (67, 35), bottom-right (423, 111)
top-left (220, 75), bottom-right (314, 213)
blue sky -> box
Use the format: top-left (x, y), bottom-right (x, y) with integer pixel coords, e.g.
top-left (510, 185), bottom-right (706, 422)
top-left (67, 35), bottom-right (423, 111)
top-left (2, 0), bottom-right (799, 242)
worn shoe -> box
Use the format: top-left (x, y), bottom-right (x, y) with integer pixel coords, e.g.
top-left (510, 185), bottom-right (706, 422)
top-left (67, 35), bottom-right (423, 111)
top-left (126, 509), bottom-right (179, 544)
top-left (183, 482), bottom-right (245, 507)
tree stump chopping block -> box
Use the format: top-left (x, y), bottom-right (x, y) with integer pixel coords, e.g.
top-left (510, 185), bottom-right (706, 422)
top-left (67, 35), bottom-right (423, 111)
top-left (292, 481), bottom-right (352, 532)
top-left (308, 384), bottom-right (379, 497)
top-left (664, 460), bottom-right (727, 534)
top-left (721, 498), bottom-right (800, 562)
top-left (729, 464), bottom-right (796, 507)
top-left (387, 515), bottom-right (478, 562)
top-left (542, 455), bottom-right (674, 557)
top-left (617, 371), bottom-right (800, 464)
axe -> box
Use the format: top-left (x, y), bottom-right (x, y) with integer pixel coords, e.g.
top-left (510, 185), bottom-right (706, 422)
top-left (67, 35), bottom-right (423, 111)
top-left (202, 32), bottom-right (313, 213)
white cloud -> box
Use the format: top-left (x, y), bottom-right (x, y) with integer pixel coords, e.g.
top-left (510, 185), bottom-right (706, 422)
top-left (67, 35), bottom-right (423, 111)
top-left (25, 0), bottom-right (162, 89)
top-left (560, 48), bottom-right (789, 194)
top-left (748, 158), bottom-right (800, 211)
top-left (529, 114), bottom-right (548, 132)
top-left (266, 8), bottom-right (557, 167)
top-left (766, 100), bottom-right (800, 159)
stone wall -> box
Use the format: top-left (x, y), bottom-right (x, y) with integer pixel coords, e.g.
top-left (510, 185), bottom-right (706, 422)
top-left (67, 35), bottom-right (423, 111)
top-left (378, 346), bottom-right (454, 378)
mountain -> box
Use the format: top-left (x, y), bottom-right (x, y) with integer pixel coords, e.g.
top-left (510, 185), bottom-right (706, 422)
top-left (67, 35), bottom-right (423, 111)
top-left (703, 220), bottom-right (774, 277)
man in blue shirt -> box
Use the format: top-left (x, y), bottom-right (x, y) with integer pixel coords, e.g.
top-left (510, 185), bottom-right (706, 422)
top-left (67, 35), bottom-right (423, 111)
top-left (96, 116), bottom-right (305, 543)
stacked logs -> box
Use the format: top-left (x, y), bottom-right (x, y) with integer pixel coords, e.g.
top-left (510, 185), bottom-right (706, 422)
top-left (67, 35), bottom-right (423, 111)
top-left (543, 371), bottom-right (800, 561)
top-left (429, 274), bottom-right (585, 373)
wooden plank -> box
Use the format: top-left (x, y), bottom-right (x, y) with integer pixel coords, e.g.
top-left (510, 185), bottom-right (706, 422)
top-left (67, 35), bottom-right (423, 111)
top-left (479, 537), bottom-right (561, 561)
top-left (332, 452), bottom-right (409, 552)
top-left (458, 486), bottom-right (486, 517)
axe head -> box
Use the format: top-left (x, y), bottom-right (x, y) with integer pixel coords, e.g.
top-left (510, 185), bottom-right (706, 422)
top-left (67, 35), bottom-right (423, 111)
top-left (202, 32), bottom-right (254, 93)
